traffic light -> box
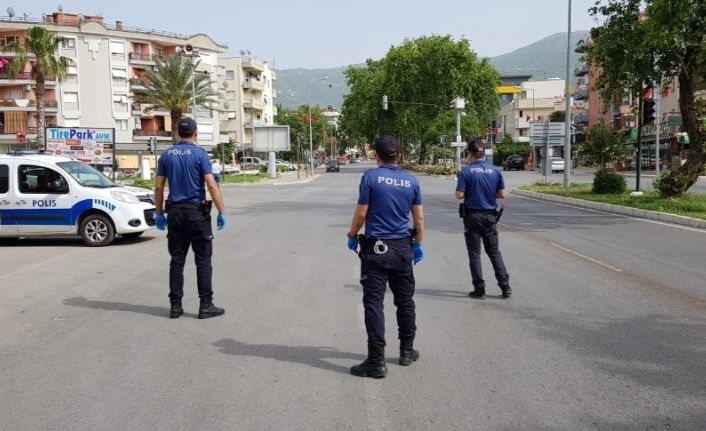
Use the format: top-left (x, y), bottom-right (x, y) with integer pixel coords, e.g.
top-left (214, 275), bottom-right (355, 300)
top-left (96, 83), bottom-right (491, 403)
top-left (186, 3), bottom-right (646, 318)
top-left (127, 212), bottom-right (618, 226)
top-left (146, 137), bottom-right (157, 153)
top-left (642, 99), bottom-right (656, 124)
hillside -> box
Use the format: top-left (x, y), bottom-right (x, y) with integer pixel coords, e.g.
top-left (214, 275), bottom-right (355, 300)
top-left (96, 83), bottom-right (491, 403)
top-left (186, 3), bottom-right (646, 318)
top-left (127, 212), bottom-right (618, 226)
top-left (274, 30), bottom-right (590, 109)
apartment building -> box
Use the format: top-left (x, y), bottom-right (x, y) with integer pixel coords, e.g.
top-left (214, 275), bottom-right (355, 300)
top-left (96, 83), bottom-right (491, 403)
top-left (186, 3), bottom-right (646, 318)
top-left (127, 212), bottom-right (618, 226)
top-left (217, 56), bottom-right (277, 154)
top-left (498, 78), bottom-right (567, 143)
top-left (0, 11), bottom-right (227, 157)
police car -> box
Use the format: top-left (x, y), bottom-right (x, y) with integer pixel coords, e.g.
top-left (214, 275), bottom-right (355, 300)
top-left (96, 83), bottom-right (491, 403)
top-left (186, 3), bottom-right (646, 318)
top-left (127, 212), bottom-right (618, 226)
top-left (0, 153), bottom-right (156, 246)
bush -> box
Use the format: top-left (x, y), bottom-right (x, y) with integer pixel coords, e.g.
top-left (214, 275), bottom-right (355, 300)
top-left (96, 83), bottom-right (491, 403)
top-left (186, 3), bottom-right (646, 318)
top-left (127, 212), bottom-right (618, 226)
top-left (592, 169), bottom-right (626, 194)
top-left (653, 171), bottom-right (691, 197)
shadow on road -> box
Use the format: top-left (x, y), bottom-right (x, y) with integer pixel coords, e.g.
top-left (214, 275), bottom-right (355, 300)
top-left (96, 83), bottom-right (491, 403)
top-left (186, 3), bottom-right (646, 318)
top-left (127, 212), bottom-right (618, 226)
top-left (344, 283), bottom-right (470, 301)
top-left (213, 338), bottom-right (365, 376)
top-left (0, 236), bottom-right (153, 248)
top-left (62, 296), bottom-right (197, 318)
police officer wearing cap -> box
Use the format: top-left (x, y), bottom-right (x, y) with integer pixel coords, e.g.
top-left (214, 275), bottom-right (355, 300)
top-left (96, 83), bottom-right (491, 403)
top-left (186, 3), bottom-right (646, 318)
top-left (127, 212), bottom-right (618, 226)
top-left (455, 138), bottom-right (512, 299)
top-left (154, 117), bottom-right (228, 319)
top-left (347, 135), bottom-right (425, 378)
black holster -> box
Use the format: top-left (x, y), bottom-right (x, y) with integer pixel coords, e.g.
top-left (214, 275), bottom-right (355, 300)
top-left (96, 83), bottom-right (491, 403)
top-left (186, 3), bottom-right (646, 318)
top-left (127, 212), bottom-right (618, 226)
top-left (200, 200), bottom-right (213, 220)
top-left (459, 203), bottom-right (468, 218)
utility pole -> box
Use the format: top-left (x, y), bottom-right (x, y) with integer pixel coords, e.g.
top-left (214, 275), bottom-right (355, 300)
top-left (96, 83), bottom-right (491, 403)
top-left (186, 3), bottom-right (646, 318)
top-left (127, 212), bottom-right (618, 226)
top-left (563, 0), bottom-right (573, 188)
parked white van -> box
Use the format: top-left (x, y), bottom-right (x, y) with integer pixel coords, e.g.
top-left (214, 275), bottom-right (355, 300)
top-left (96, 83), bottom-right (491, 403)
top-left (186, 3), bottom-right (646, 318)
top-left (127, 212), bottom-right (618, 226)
top-left (0, 154), bottom-right (156, 246)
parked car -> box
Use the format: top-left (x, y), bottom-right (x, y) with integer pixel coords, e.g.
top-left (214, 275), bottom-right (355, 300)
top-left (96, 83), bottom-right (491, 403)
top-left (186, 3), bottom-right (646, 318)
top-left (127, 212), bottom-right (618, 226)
top-left (325, 159), bottom-right (340, 172)
top-left (550, 157), bottom-right (565, 173)
top-left (503, 155), bottom-right (525, 171)
top-left (276, 159), bottom-right (297, 171)
top-left (240, 156), bottom-right (266, 170)
top-left (222, 163), bottom-right (241, 174)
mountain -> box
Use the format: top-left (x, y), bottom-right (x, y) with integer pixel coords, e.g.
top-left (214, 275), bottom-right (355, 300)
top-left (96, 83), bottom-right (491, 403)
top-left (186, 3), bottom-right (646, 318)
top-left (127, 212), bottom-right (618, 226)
top-left (274, 30), bottom-right (590, 110)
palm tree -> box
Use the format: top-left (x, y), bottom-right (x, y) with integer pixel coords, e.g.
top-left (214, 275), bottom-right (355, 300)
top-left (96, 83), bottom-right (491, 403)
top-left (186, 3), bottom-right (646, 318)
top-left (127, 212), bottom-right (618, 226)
top-left (131, 55), bottom-right (218, 143)
top-left (5, 26), bottom-right (70, 149)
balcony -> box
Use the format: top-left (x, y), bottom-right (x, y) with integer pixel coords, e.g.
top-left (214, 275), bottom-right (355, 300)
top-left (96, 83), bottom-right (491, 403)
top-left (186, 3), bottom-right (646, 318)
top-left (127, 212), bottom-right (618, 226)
top-left (574, 89), bottom-right (589, 101)
top-left (243, 97), bottom-right (265, 111)
top-left (574, 112), bottom-right (588, 125)
top-left (243, 119), bottom-right (267, 129)
top-left (242, 58), bottom-right (265, 72)
top-left (128, 52), bottom-right (161, 66)
top-left (574, 65), bottom-right (589, 76)
top-left (0, 99), bottom-right (58, 112)
top-left (132, 103), bottom-right (168, 116)
top-left (129, 78), bottom-right (147, 90)
top-left (0, 72), bottom-right (56, 86)
top-left (133, 129), bottom-right (172, 140)
top-left (242, 78), bottom-right (264, 91)
top-left (515, 118), bottom-right (530, 129)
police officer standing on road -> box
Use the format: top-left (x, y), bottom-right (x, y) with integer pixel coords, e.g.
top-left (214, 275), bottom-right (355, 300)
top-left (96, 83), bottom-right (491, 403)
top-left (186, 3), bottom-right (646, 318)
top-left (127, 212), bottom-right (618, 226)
top-left (455, 138), bottom-right (512, 299)
top-left (347, 136), bottom-right (425, 378)
top-left (154, 117), bottom-right (228, 319)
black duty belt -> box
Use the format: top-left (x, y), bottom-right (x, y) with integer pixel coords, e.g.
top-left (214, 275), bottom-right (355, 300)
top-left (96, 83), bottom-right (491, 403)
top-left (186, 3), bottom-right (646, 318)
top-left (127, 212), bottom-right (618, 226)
top-left (170, 202), bottom-right (201, 209)
top-left (365, 237), bottom-right (412, 246)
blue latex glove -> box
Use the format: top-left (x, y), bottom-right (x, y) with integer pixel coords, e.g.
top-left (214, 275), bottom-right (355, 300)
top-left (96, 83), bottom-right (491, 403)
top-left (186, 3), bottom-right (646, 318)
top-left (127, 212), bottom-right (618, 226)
top-left (217, 213), bottom-right (227, 230)
top-left (412, 243), bottom-right (424, 265)
top-left (155, 213), bottom-right (167, 231)
top-left (347, 236), bottom-right (359, 253)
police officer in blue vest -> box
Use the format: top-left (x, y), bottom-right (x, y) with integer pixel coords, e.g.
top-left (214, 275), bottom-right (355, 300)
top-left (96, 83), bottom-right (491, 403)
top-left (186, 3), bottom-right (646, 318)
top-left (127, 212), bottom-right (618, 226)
top-left (455, 138), bottom-right (511, 299)
top-left (154, 117), bottom-right (227, 319)
top-left (347, 136), bottom-right (425, 378)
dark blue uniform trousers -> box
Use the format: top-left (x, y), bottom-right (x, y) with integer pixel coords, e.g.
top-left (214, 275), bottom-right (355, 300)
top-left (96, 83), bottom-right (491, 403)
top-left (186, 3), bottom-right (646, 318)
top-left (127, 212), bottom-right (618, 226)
top-left (463, 211), bottom-right (510, 289)
top-left (359, 244), bottom-right (416, 347)
top-left (167, 206), bottom-right (214, 300)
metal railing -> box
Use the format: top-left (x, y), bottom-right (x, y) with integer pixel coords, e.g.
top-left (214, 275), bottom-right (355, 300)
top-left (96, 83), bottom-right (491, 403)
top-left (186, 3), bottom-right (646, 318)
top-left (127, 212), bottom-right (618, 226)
top-left (0, 99), bottom-right (58, 108)
top-left (133, 129), bottom-right (172, 137)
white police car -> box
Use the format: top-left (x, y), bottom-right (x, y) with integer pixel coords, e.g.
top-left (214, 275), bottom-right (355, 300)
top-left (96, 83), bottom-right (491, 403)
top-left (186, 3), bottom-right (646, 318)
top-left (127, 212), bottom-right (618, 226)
top-left (0, 153), bottom-right (156, 246)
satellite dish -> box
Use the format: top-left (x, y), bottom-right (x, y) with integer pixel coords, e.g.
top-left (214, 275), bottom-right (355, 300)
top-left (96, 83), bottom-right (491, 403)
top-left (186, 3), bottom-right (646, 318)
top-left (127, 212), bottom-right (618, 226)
top-left (246, 50), bottom-right (251, 56)
top-left (222, 81), bottom-right (229, 88)
top-left (7, 7), bottom-right (15, 17)
top-left (23, 12), bottom-right (30, 20)
top-left (223, 102), bottom-right (230, 109)
top-left (57, 4), bottom-right (63, 13)
top-left (238, 49), bottom-right (246, 56)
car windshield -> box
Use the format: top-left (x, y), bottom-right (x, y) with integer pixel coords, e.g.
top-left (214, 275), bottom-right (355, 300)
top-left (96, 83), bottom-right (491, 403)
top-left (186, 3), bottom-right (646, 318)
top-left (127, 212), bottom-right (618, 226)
top-left (57, 161), bottom-right (117, 188)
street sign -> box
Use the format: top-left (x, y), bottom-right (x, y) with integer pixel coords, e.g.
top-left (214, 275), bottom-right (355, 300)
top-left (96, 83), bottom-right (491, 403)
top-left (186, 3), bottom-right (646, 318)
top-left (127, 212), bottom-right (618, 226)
top-left (253, 125), bottom-right (290, 152)
top-left (450, 141), bottom-right (465, 148)
top-left (530, 122), bottom-right (566, 137)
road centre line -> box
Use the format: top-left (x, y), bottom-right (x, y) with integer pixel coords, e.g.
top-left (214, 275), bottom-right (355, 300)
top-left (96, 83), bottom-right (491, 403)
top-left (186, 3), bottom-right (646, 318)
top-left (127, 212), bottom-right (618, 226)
top-left (548, 242), bottom-right (623, 273)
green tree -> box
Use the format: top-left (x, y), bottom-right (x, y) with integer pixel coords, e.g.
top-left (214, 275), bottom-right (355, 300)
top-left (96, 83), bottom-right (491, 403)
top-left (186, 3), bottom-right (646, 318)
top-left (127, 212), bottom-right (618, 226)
top-left (586, 0), bottom-right (705, 197)
top-left (577, 122), bottom-right (629, 170)
top-left (549, 111), bottom-right (566, 122)
top-left (342, 35), bottom-right (500, 163)
top-left (132, 55), bottom-right (218, 143)
top-left (5, 26), bottom-right (71, 149)
top-left (275, 104), bottom-right (329, 162)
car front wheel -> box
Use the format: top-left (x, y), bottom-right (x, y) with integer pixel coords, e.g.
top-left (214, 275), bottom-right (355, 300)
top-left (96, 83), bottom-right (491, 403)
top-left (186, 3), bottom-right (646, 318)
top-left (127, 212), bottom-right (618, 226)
top-left (80, 214), bottom-right (115, 247)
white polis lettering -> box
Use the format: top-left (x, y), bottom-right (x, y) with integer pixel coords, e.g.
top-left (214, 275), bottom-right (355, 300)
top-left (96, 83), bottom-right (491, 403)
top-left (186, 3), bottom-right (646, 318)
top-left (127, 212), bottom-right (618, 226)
top-left (470, 167), bottom-right (494, 174)
top-left (377, 176), bottom-right (412, 188)
top-left (167, 149), bottom-right (192, 156)
top-left (32, 200), bottom-right (57, 207)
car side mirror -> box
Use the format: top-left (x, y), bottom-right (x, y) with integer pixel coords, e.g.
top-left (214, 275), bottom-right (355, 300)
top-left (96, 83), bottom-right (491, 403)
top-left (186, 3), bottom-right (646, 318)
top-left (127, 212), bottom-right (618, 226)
top-left (52, 178), bottom-right (69, 193)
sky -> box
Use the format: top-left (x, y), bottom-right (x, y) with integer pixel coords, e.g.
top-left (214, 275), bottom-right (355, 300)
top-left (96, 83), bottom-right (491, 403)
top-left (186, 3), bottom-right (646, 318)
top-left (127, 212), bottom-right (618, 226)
top-left (22, 0), bottom-right (599, 69)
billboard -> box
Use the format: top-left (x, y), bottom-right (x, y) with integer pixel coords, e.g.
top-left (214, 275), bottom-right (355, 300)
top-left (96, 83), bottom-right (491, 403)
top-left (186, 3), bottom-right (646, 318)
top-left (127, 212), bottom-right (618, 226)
top-left (253, 125), bottom-right (290, 152)
top-left (45, 127), bottom-right (115, 165)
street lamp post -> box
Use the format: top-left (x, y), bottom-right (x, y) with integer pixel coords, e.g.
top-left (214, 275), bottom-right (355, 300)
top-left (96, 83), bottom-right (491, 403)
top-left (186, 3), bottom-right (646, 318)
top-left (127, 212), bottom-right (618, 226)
top-left (563, 0), bottom-right (573, 188)
top-left (308, 75), bottom-right (329, 173)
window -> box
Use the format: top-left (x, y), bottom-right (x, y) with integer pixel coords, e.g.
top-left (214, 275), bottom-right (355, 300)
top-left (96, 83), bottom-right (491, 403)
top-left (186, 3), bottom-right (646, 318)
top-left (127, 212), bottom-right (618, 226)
top-left (155, 48), bottom-right (164, 58)
top-left (110, 41), bottom-right (125, 55)
top-left (111, 69), bottom-right (127, 79)
top-left (63, 91), bottom-right (79, 111)
top-left (67, 65), bottom-right (78, 75)
top-left (18, 165), bottom-right (68, 194)
top-left (0, 36), bottom-right (18, 48)
top-left (226, 91), bottom-right (235, 100)
top-left (113, 94), bottom-right (129, 112)
top-left (115, 119), bottom-right (128, 130)
top-left (0, 164), bottom-right (8, 193)
top-left (225, 70), bottom-right (234, 80)
top-left (60, 38), bottom-right (75, 49)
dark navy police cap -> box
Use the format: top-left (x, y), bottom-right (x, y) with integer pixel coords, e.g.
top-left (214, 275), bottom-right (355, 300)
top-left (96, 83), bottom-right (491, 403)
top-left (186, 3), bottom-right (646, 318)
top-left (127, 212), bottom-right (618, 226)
top-left (178, 117), bottom-right (198, 135)
top-left (467, 138), bottom-right (484, 153)
top-left (375, 136), bottom-right (401, 159)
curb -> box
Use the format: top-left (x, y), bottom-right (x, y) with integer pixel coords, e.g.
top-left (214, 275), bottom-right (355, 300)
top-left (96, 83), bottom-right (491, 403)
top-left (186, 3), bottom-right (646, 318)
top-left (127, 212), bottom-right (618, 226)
top-left (222, 173), bottom-right (321, 186)
top-left (512, 188), bottom-right (706, 229)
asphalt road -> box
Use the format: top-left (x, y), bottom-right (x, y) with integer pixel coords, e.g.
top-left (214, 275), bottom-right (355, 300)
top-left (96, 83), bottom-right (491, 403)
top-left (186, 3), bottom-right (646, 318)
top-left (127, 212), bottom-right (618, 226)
top-left (1, 161), bottom-right (705, 430)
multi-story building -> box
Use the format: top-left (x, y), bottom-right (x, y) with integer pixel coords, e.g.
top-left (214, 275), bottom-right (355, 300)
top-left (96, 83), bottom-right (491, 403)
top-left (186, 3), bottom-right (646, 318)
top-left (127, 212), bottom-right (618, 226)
top-left (498, 78), bottom-right (567, 143)
top-left (0, 11), bottom-right (227, 162)
top-left (217, 56), bottom-right (277, 155)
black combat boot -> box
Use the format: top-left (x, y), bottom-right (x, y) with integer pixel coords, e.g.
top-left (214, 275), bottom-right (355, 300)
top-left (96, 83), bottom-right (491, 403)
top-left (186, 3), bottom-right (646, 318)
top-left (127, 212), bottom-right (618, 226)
top-left (468, 286), bottom-right (486, 299)
top-left (399, 336), bottom-right (420, 366)
top-left (351, 342), bottom-right (387, 378)
top-left (169, 298), bottom-right (183, 319)
top-left (198, 298), bottom-right (225, 319)
top-left (500, 284), bottom-right (513, 298)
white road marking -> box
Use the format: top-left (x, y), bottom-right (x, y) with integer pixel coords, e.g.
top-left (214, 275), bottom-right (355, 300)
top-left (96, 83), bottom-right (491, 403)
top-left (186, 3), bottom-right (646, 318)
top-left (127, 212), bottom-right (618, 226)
top-left (549, 242), bottom-right (624, 273)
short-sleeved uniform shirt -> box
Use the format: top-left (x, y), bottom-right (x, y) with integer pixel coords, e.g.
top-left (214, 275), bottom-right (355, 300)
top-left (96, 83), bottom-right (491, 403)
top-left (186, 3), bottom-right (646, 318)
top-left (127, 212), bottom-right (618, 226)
top-left (357, 165), bottom-right (422, 239)
top-left (157, 141), bottom-right (212, 204)
top-left (456, 160), bottom-right (505, 210)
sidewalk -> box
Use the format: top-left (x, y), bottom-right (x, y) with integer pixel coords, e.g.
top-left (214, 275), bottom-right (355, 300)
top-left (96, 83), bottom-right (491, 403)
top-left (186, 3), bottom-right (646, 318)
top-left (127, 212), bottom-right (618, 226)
top-left (512, 188), bottom-right (706, 229)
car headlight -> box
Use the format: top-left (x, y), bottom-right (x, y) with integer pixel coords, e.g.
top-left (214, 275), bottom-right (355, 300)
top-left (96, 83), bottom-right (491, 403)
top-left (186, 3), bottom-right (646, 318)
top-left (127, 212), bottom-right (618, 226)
top-left (111, 190), bottom-right (140, 203)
